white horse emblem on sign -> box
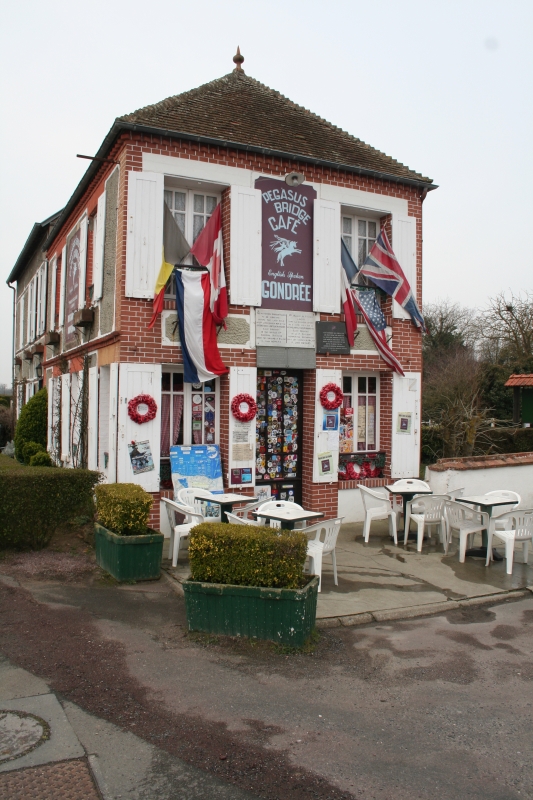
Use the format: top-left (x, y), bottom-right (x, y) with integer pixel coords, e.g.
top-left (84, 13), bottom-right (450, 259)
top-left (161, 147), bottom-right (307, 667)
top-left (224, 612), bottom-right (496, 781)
top-left (270, 236), bottom-right (302, 266)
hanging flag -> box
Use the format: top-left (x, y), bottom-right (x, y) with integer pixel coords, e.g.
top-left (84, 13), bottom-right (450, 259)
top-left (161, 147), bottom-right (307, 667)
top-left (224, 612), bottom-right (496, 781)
top-left (351, 288), bottom-right (405, 376)
top-left (341, 238), bottom-right (359, 283)
top-left (175, 269), bottom-right (228, 384)
top-left (341, 266), bottom-right (358, 347)
top-left (190, 204), bottom-right (228, 327)
top-left (148, 203), bottom-right (190, 329)
top-left (359, 228), bottom-right (426, 332)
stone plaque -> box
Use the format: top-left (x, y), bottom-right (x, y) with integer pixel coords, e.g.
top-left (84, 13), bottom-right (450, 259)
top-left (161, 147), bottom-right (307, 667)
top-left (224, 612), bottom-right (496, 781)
top-left (316, 321), bottom-right (353, 355)
top-left (256, 309), bottom-right (315, 349)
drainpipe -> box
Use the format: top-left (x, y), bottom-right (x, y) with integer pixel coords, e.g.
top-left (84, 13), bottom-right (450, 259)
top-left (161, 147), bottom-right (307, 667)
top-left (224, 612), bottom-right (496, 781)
top-left (7, 282), bottom-right (16, 435)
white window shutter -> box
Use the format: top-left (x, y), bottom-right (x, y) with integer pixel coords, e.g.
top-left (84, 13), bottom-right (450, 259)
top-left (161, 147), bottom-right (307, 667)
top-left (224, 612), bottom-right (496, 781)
top-left (87, 366), bottom-right (99, 470)
top-left (125, 171), bottom-right (164, 298)
top-left (49, 257), bottom-right (57, 332)
top-left (392, 215), bottom-right (417, 320)
top-left (39, 261), bottom-right (48, 335)
top-left (228, 366), bottom-right (257, 487)
top-left (107, 363), bottom-right (119, 483)
top-left (117, 363), bottom-right (162, 492)
top-left (93, 192), bottom-right (106, 301)
top-left (313, 199), bottom-right (341, 313)
top-left (61, 373), bottom-right (71, 462)
top-left (313, 368), bottom-right (342, 483)
top-left (59, 244), bottom-right (67, 328)
top-left (230, 185), bottom-right (262, 306)
top-left (390, 371), bottom-right (421, 478)
top-left (47, 376), bottom-right (54, 452)
top-left (78, 216), bottom-right (88, 309)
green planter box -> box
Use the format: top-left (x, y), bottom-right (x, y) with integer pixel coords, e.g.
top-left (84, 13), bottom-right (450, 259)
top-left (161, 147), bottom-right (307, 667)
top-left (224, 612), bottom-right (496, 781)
top-left (94, 523), bottom-right (164, 582)
top-left (183, 576), bottom-right (319, 646)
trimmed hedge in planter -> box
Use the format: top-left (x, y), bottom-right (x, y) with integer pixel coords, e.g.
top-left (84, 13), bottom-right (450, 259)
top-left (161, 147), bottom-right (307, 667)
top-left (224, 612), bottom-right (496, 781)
top-left (95, 483), bottom-right (153, 535)
top-left (189, 522), bottom-right (308, 589)
top-left (0, 467), bottom-right (101, 550)
top-left (94, 523), bottom-right (164, 582)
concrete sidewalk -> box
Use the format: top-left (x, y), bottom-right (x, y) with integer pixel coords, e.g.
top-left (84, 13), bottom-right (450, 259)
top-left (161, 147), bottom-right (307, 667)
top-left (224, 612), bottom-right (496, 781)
top-left (0, 655), bottom-right (259, 800)
top-left (165, 519), bottom-right (533, 626)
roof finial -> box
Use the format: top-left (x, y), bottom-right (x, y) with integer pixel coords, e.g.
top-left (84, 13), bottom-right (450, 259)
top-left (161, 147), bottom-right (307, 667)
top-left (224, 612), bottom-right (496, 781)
top-left (233, 46), bottom-right (244, 73)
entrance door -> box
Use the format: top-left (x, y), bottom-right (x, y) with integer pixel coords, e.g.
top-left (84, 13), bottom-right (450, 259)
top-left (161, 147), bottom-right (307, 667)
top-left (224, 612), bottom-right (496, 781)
top-left (256, 369), bottom-right (303, 503)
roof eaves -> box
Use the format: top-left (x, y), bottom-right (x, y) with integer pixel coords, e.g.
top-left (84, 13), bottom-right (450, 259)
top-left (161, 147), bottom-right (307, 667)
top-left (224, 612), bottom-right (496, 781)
top-left (7, 210), bottom-right (62, 285)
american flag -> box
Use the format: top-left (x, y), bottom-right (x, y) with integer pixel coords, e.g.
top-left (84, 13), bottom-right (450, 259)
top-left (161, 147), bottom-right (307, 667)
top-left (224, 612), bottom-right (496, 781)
top-left (360, 228), bottom-right (426, 332)
top-left (351, 288), bottom-right (405, 376)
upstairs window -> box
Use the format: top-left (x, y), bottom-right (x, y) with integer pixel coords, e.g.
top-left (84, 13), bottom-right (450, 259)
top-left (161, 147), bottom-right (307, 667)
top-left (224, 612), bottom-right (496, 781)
top-left (342, 214), bottom-right (378, 287)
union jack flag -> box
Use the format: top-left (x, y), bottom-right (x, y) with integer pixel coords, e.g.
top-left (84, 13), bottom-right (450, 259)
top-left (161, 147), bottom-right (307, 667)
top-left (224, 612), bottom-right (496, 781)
top-left (351, 288), bottom-right (405, 376)
top-left (360, 228), bottom-right (426, 332)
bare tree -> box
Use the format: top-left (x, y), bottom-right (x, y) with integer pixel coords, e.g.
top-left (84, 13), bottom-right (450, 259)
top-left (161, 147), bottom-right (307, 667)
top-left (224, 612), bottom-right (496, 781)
top-left (477, 291), bottom-right (533, 370)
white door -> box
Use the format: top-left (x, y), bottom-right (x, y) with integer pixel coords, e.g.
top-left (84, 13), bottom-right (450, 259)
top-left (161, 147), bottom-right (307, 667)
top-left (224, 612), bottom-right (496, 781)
top-left (228, 366), bottom-right (257, 487)
top-left (313, 368), bottom-right (342, 483)
top-left (390, 371), bottom-right (421, 478)
top-left (117, 363), bottom-right (162, 492)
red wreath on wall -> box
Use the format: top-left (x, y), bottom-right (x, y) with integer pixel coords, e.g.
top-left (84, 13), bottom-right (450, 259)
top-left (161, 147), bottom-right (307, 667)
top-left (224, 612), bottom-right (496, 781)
top-left (319, 383), bottom-right (343, 410)
top-left (231, 393), bottom-right (257, 422)
top-left (128, 394), bottom-right (158, 424)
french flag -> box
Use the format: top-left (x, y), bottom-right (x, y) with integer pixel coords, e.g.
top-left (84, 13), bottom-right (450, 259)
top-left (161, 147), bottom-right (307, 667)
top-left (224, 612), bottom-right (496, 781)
top-left (175, 269), bottom-right (229, 383)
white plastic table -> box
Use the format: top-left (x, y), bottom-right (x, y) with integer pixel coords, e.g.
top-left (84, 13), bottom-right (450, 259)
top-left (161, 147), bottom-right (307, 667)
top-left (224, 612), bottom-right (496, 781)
top-left (193, 492), bottom-right (258, 523)
top-left (459, 493), bottom-right (519, 558)
top-left (253, 507), bottom-right (324, 531)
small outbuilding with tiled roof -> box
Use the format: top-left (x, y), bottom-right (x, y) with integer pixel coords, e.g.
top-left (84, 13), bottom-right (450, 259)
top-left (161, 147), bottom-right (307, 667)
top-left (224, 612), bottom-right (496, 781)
top-left (505, 374), bottom-right (533, 425)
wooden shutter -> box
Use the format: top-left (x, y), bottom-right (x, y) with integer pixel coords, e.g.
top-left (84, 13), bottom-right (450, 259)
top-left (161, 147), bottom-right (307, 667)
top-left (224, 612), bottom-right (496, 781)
top-left (49, 257), bottom-right (57, 331)
top-left (313, 199), bottom-right (341, 313)
top-left (117, 363), bottom-right (162, 492)
top-left (87, 366), bottom-right (99, 470)
top-left (390, 371), bottom-right (421, 478)
top-left (228, 366), bottom-right (257, 487)
top-left (230, 185), bottom-right (262, 306)
top-left (313, 368), bottom-right (342, 483)
top-left (392, 215), bottom-right (417, 320)
top-left (125, 171), bottom-right (164, 298)
top-left (93, 193), bottom-right (106, 301)
top-left (61, 373), bottom-right (71, 462)
top-left (59, 244), bottom-right (67, 327)
top-left (78, 216), bottom-right (88, 308)
top-left (39, 261), bottom-right (48, 335)
top-left (47, 376), bottom-right (54, 452)
top-left (107, 363), bottom-right (119, 483)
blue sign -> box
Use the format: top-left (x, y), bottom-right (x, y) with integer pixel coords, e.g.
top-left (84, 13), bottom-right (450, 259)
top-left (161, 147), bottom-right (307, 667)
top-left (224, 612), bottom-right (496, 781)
top-left (170, 445), bottom-right (223, 494)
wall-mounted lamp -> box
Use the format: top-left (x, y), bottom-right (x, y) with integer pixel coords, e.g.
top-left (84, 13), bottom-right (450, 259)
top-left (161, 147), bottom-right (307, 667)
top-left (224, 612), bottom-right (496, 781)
top-left (35, 363), bottom-right (43, 379)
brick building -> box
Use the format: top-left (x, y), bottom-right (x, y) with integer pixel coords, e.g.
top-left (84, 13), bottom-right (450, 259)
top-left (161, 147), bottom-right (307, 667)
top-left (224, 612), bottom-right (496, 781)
top-left (8, 54), bottom-right (435, 528)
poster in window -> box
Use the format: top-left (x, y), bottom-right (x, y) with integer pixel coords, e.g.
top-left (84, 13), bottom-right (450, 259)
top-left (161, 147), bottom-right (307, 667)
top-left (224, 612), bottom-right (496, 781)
top-left (128, 440), bottom-right (155, 475)
top-left (357, 397), bottom-right (366, 450)
top-left (367, 395), bottom-right (376, 448)
top-left (396, 412), bottom-right (412, 434)
top-left (255, 177), bottom-right (316, 312)
top-left (65, 227), bottom-right (81, 350)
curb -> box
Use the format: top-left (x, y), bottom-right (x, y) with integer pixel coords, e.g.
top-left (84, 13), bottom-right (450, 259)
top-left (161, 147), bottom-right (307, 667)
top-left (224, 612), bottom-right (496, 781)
top-left (88, 754), bottom-right (114, 800)
top-left (315, 588), bottom-right (532, 628)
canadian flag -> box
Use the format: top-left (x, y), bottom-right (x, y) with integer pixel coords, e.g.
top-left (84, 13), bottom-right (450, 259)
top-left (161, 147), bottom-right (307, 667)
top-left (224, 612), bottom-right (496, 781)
top-left (190, 203), bottom-right (228, 327)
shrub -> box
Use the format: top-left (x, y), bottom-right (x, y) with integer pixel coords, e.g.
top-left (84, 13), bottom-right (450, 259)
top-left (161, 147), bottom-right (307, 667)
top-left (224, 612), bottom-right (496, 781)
top-left (22, 440), bottom-right (46, 465)
top-left (0, 468), bottom-right (101, 550)
top-left (95, 483), bottom-right (153, 535)
top-left (14, 388), bottom-right (47, 461)
top-left (189, 523), bottom-right (308, 589)
top-left (30, 450), bottom-right (53, 467)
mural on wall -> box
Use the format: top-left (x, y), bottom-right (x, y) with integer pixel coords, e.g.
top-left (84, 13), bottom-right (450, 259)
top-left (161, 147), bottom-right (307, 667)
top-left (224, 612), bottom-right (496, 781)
top-left (65, 227), bottom-right (81, 350)
top-left (255, 177), bottom-right (316, 312)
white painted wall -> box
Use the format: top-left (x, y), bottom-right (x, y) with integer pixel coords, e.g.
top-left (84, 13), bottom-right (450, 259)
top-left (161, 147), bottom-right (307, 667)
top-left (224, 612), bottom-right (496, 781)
top-left (425, 464), bottom-right (533, 508)
top-left (338, 488), bottom-right (366, 523)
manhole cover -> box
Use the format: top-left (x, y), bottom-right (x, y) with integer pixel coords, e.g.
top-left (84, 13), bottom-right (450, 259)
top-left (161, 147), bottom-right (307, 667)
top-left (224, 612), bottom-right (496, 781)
top-left (0, 711), bottom-right (50, 763)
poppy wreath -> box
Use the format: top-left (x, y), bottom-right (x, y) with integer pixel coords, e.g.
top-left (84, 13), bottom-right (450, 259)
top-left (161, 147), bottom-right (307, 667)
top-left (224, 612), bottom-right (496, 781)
top-left (127, 394), bottom-right (158, 424)
top-left (231, 393), bottom-right (257, 422)
top-left (319, 383), bottom-right (343, 410)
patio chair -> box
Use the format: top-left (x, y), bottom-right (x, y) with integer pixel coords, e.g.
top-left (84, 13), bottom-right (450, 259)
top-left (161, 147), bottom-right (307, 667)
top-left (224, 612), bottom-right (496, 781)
top-left (177, 487), bottom-right (217, 518)
top-left (231, 499), bottom-right (264, 520)
top-left (485, 491), bottom-right (521, 531)
top-left (447, 487), bottom-right (465, 500)
top-left (388, 479), bottom-right (431, 530)
top-left (256, 500), bottom-right (305, 528)
top-left (224, 511), bottom-right (261, 526)
top-left (303, 517), bottom-right (344, 592)
top-left (444, 500), bottom-right (489, 561)
top-left (359, 486), bottom-right (397, 545)
top-left (485, 509), bottom-right (533, 573)
top-left (404, 494), bottom-right (449, 552)
top-left (161, 497), bottom-right (204, 567)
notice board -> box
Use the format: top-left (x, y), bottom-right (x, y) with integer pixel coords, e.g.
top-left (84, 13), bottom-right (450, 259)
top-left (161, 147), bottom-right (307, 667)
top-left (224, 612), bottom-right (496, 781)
top-left (170, 445), bottom-right (224, 495)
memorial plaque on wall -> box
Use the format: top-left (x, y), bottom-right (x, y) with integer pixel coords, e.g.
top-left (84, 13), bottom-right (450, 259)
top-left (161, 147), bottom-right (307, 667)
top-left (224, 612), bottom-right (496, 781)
top-left (316, 321), bottom-right (352, 354)
top-left (255, 177), bottom-right (317, 312)
top-left (256, 309), bottom-right (316, 349)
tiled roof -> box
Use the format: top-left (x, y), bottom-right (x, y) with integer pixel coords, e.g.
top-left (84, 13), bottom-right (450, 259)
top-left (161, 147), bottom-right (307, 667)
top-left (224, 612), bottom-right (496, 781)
top-left (119, 71), bottom-right (433, 185)
top-left (505, 374), bottom-right (533, 387)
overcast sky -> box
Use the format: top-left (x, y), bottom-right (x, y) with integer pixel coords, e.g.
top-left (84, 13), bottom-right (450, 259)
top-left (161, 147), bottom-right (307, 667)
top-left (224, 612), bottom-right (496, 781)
top-left (1, 0), bottom-right (532, 385)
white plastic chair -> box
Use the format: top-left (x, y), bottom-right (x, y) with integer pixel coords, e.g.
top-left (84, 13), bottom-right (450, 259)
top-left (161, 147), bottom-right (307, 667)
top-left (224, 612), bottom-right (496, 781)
top-left (225, 511), bottom-right (261, 526)
top-left (447, 487), bottom-right (465, 500)
top-left (485, 491), bottom-right (521, 531)
top-left (256, 500), bottom-right (305, 528)
top-left (444, 500), bottom-right (489, 562)
top-left (405, 494), bottom-right (449, 552)
top-left (486, 509), bottom-right (533, 573)
top-left (303, 518), bottom-right (344, 592)
top-left (359, 486), bottom-right (397, 545)
top-left (161, 497), bottom-right (204, 567)
top-left (177, 487), bottom-right (218, 519)
top-left (231, 499), bottom-right (263, 520)
top-left (388, 479), bottom-right (431, 530)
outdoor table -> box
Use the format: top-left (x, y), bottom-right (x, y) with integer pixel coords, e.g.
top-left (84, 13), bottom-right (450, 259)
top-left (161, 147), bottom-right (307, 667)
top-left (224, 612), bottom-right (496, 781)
top-left (252, 507), bottom-right (324, 531)
top-left (386, 485), bottom-right (433, 535)
top-left (458, 494), bottom-right (519, 560)
top-left (193, 492), bottom-right (258, 524)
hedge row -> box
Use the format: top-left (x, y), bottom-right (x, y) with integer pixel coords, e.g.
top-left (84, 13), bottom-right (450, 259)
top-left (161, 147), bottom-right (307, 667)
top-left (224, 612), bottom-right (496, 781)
top-left (189, 523), bottom-right (308, 589)
top-left (0, 467), bottom-right (101, 550)
top-left (95, 483), bottom-right (153, 535)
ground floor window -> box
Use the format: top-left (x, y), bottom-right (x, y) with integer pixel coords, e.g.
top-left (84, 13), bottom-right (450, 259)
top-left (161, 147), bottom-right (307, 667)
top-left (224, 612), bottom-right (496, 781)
top-left (340, 373), bottom-right (379, 453)
top-left (160, 369), bottom-right (219, 488)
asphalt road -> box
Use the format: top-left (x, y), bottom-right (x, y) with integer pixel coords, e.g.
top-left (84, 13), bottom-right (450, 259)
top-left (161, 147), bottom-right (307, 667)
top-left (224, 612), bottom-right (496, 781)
top-left (1, 575), bottom-right (532, 800)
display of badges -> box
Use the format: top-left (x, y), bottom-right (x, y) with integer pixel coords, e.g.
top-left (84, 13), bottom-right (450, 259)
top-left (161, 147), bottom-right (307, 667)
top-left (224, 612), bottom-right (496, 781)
top-left (256, 370), bottom-right (301, 487)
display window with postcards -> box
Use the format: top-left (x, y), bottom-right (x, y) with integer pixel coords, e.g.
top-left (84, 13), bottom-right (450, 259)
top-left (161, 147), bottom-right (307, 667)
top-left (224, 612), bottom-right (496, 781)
top-left (159, 368), bottom-right (220, 488)
top-left (340, 373), bottom-right (380, 454)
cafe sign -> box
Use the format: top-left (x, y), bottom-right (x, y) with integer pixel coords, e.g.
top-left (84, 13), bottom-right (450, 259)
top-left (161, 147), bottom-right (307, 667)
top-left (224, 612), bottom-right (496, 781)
top-left (255, 177), bottom-right (316, 312)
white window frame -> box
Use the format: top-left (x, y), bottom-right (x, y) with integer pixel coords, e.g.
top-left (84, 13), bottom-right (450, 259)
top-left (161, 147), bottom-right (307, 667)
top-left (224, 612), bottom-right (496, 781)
top-left (341, 210), bottom-right (380, 287)
top-left (341, 371), bottom-right (380, 453)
